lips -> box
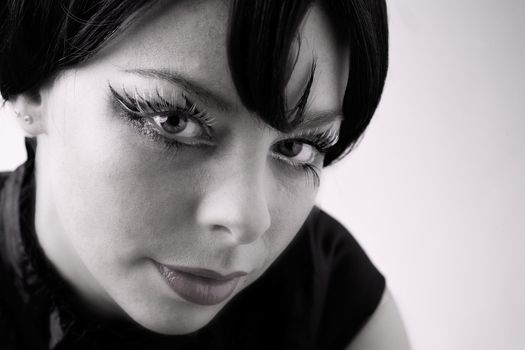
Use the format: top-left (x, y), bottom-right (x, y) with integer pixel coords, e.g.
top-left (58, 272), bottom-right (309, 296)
top-left (155, 263), bottom-right (246, 306)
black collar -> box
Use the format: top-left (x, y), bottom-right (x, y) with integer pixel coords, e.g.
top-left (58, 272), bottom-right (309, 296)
top-left (0, 138), bottom-right (60, 348)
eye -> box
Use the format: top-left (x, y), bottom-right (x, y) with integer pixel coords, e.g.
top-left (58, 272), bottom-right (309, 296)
top-left (151, 112), bottom-right (207, 140)
top-left (108, 84), bottom-right (216, 148)
top-left (272, 140), bottom-right (318, 164)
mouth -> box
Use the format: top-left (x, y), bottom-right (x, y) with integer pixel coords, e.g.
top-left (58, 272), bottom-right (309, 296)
top-left (155, 262), bottom-right (247, 306)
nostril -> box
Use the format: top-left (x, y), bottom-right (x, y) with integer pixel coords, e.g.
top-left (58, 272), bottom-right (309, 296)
top-left (208, 223), bottom-right (260, 245)
top-left (210, 224), bottom-right (229, 233)
top-left (194, 170), bottom-right (271, 245)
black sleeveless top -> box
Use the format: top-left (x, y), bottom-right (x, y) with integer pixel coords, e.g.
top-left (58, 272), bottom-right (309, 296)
top-left (0, 139), bottom-right (385, 349)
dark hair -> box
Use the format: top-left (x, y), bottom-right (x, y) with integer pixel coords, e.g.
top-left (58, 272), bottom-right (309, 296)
top-left (0, 0), bottom-right (388, 165)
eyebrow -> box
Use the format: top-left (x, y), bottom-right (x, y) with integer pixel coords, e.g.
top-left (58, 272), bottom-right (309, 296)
top-left (123, 68), bottom-right (233, 113)
top-left (122, 67), bottom-right (343, 131)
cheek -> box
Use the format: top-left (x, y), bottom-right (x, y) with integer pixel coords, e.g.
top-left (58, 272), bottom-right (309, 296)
top-left (253, 180), bottom-right (319, 279)
top-left (52, 148), bottom-right (195, 253)
top-left (43, 82), bottom-right (193, 265)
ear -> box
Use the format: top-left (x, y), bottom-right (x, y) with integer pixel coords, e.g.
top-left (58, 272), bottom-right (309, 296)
top-left (10, 87), bottom-right (47, 137)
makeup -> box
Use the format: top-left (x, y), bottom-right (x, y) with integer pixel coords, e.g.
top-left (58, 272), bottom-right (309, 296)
top-left (108, 83), bottom-right (339, 185)
top-left (108, 83), bottom-right (216, 150)
top-left (155, 263), bottom-right (246, 306)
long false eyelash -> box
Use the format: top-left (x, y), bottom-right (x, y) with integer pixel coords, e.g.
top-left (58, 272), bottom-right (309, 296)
top-left (285, 128), bottom-right (339, 187)
top-left (268, 128), bottom-right (339, 187)
top-left (109, 84), bottom-right (216, 127)
top-left (302, 164), bottom-right (321, 187)
top-left (109, 84), bottom-right (325, 184)
top-left (108, 84), bottom-right (217, 156)
top-left (293, 127), bottom-right (340, 153)
top-left (315, 128), bottom-right (339, 150)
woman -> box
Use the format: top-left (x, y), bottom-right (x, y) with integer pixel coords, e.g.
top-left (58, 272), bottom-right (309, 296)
top-left (0, 0), bottom-right (410, 349)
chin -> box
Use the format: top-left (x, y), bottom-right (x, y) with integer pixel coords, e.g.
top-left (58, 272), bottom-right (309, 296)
top-left (127, 303), bottom-right (222, 335)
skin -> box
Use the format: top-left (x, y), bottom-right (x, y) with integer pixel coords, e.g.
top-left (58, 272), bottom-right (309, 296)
top-left (15, 0), bottom-right (348, 335)
top-left (347, 288), bottom-right (411, 349)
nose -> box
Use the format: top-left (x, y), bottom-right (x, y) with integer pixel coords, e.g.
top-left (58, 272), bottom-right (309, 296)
top-left (195, 151), bottom-right (272, 245)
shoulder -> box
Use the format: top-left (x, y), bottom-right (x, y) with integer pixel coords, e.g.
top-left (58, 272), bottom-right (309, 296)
top-left (301, 208), bottom-right (387, 348)
top-left (218, 208), bottom-right (386, 348)
top-left (304, 208), bottom-right (378, 263)
top-left (346, 287), bottom-right (411, 350)
top-left (303, 207), bottom-right (385, 293)
top-left (304, 210), bottom-right (411, 350)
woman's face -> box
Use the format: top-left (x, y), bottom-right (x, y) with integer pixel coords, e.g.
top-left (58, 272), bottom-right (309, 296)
top-left (33, 0), bottom-right (347, 334)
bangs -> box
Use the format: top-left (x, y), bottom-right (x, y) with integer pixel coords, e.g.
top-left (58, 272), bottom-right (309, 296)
top-left (228, 0), bottom-right (315, 133)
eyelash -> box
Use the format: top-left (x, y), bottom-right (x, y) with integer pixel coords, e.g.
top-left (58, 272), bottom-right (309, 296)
top-left (274, 129), bottom-right (339, 186)
top-left (109, 84), bottom-right (214, 152)
top-left (109, 84), bottom-right (338, 186)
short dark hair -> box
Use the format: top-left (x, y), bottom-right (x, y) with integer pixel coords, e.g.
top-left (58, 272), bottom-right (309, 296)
top-left (0, 0), bottom-right (388, 165)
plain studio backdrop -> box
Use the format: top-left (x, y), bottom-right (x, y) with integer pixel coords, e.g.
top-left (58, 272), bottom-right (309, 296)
top-left (1, 0), bottom-right (524, 349)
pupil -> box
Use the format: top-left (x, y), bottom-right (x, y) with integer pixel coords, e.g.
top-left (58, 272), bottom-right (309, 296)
top-left (278, 141), bottom-right (302, 157)
top-left (162, 114), bottom-right (187, 133)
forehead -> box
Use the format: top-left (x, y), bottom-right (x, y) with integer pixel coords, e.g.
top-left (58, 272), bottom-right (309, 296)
top-left (89, 0), bottom-right (348, 115)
